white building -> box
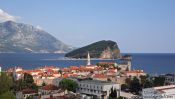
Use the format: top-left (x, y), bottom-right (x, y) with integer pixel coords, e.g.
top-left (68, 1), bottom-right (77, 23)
top-left (163, 74), bottom-right (175, 85)
top-left (87, 52), bottom-right (91, 65)
top-left (16, 89), bottom-right (38, 99)
top-left (76, 80), bottom-right (120, 99)
top-left (0, 66), bottom-right (1, 72)
top-left (142, 85), bottom-right (175, 99)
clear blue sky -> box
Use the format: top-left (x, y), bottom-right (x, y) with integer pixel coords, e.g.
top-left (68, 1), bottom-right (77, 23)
top-left (1, 0), bottom-right (175, 53)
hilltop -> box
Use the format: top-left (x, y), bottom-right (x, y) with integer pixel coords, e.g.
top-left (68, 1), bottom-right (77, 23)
top-left (65, 40), bottom-right (121, 59)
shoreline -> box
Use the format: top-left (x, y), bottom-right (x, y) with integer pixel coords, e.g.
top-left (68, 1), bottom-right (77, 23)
top-left (42, 58), bottom-right (119, 61)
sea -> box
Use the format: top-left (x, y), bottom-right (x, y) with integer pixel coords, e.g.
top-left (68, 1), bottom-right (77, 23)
top-left (0, 53), bottom-right (175, 74)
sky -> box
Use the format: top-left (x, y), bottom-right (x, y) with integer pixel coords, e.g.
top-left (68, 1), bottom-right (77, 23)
top-left (0, 0), bottom-right (175, 53)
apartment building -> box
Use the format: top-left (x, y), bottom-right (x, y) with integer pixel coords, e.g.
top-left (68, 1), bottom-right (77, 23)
top-left (76, 80), bottom-right (120, 99)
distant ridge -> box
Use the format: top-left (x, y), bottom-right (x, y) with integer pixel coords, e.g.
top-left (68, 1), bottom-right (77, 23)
top-left (65, 40), bottom-right (121, 59)
top-left (0, 21), bottom-right (74, 53)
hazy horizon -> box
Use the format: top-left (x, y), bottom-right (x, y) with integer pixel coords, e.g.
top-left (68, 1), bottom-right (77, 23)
top-left (1, 0), bottom-right (175, 53)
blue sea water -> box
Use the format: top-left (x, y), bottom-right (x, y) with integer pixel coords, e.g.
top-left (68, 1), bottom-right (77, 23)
top-left (0, 53), bottom-right (174, 74)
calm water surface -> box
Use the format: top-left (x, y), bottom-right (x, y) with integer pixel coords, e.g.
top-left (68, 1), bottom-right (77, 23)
top-left (0, 53), bottom-right (175, 74)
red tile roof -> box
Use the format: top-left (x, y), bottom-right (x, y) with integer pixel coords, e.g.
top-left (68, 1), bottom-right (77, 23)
top-left (22, 88), bottom-right (38, 94)
top-left (46, 96), bottom-right (68, 99)
top-left (127, 70), bottom-right (144, 73)
top-left (42, 84), bottom-right (59, 90)
top-left (93, 74), bottom-right (107, 78)
top-left (70, 66), bottom-right (79, 70)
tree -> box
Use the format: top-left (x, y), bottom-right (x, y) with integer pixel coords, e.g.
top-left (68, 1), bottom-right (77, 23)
top-left (0, 73), bottom-right (15, 99)
top-left (23, 73), bottom-right (34, 84)
top-left (0, 91), bottom-right (16, 99)
top-left (121, 84), bottom-right (129, 92)
top-left (116, 66), bottom-right (121, 71)
top-left (125, 77), bottom-right (131, 85)
top-left (13, 73), bottom-right (38, 91)
top-left (107, 78), bottom-right (111, 82)
top-left (58, 70), bottom-right (62, 77)
top-left (42, 82), bottom-right (46, 86)
top-left (26, 96), bottom-right (33, 99)
top-left (117, 97), bottom-right (124, 99)
top-left (143, 80), bottom-right (153, 88)
top-left (140, 75), bottom-right (152, 88)
top-left (0, 72), bottom-right (13, 94)
top-left (129, 77), bottom-right (142, 95)
top-left (59, 78), bottom-right (78, 92)
top-left (140, 75), bottom-right (147, 84)
top-left (153, 77), bottom-right (165, 87)
top-left (109, 87), bottom-right (118, 99)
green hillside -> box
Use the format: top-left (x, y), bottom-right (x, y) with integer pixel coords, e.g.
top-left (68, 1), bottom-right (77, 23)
top-left (65, 40), bottom-right (120, 59)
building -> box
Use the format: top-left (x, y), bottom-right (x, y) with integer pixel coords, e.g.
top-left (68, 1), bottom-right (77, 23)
top-left (39, 84), bottom-right (60, 95)
top-left (93, 74), bottom-right (108, 81)
top-left (0, 66), bottom-right (1, 73)
top-left (16, 88), bottom-right (38, 99)
top-left (76, 79), bottom-right (120, 99)
top-left (87, 52), bottom-right (91, 65)
top-left (162, 74), bottom-right (175, 85)
top-left (126, 70), bottom-right (146, 78)
top-left (118, 61), bottom-right (131, 71)
top-left (142, 85), bottom-right (175, 99)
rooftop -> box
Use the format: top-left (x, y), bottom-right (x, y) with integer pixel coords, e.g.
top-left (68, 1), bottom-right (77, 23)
top-left (42, 84), bottom-right (59, 90)
top-left (79, 79), bottom-right (116, 85)
top-left (154, 85), bottom-right (175, 90)
top-left (22, 88), bottom-right (38, 94)
top-left (154, 85), bottom-right (175, 93)
top-left (93, 74), bottom-right (107, 78)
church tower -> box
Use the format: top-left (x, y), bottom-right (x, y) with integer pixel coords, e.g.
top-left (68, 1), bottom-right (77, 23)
top-left (87, 52), bottom-right (91, 65)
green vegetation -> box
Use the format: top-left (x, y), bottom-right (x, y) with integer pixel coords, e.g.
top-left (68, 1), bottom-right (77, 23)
top-left (117, 97), bottom-right (125, 99)
top-left (109, 87), bottom-right (118, 99)
top-left (129, 77), bottom-right (142, 95)
top-left (140, 75), bottom-right (152, 88)
top-left (65, 40), bottom-right (120, 58)
top-left (58, 70), bottom-right (63, 77)
top-left (0, 91), bottom-right (16, 99)
top-left (122, 75), bottom-right (165, 95)
top-left (96, 62), bottom-right (116, 69)
top-left (26, 96), bottom-right (33, 99)
top-left (59, 78), bottom-right (78, 92)
top-left (0, 72), bottom-right (15, 99)
top-left (13, 73), bottom-right (38, 91)
top-left (153, 76), bottom-right (165, 87)
top-left (42, 82), bottom-right (46, 87)
top-left (122, 76), bottom-right (149, 95)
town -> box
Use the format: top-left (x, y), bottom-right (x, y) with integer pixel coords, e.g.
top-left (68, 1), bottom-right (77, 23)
top-left (0, 53), bottom-right (175, 99)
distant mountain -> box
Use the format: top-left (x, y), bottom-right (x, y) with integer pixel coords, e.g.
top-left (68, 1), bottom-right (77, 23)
top-left (65, 40), bottom-right (121, 59)
top-left (0, 21), bottom-right (74, 53)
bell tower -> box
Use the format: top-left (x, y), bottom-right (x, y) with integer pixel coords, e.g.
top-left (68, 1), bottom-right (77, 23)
top-left (87, 52), bottom-right (91, 65)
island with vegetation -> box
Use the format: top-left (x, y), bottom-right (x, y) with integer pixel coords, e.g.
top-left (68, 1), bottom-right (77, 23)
top-left (65, 40), bottom-right (121, 59)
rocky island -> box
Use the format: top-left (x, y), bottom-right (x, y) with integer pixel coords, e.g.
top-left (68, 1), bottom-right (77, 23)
top-left (65, 40), bottom-right (121, 59)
